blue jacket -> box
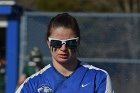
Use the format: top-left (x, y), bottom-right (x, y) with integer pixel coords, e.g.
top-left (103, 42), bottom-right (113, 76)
top-left (16, 62), bottom-right (113, 93)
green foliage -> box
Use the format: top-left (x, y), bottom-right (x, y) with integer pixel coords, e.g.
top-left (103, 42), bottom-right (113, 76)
top-left (34, 0), bottom-right (129, 12)
top-left (17, 0), bottom-right (140, 12)
top-left (35, 0), bottom-right (96, 12)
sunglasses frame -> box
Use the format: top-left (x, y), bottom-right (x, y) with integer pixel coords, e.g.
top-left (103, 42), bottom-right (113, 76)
top-left (48, 37), bottom-right (79, 48)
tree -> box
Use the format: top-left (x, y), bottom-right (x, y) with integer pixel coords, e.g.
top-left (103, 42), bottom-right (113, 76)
top-left (16, 0), bottom-right (140, 12)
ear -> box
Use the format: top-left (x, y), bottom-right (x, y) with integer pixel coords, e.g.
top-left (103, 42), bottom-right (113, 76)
top-left (47, 41), bottom-right (51, 48)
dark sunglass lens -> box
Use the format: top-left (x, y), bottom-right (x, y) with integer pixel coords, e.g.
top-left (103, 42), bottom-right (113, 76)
top-left (50, 40), bottom-right (62, 48)
top-left (66, 40), bottom-right (77, 48)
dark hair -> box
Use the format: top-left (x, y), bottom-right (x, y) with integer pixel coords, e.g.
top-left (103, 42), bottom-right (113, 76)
top-left (46, 13), bottom-right (80, 41)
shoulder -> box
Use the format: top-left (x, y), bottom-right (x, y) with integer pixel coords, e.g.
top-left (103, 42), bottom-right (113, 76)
top-left (16, 64), bottom-right (52, 92)
top-left (80, 62), bottom-right (109, 78)
top-left (28, 64), bottom-right (51, 79)
top-left (26, 64), bottom-right (51, 82)
top-left (80, 62), bottom-right (113, 92)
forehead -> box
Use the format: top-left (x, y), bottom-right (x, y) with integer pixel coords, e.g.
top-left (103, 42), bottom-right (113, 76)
top-left (50, 27), bottom-right (76, 38)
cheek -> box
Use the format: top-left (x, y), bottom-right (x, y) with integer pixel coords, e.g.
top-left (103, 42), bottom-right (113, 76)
top-left (51, 47), bottom-right (56, 52)
top-left (51, 47), bottom-right (59, 55)
top-left (69, 48), bottom-right (77, 55)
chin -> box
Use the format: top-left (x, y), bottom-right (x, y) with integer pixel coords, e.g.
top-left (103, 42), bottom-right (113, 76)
top-left (57, 58), bottom-right (69, 64)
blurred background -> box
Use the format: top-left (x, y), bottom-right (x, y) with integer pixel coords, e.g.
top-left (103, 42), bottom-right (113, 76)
top-left (1, 0), bottom-right (140, 93)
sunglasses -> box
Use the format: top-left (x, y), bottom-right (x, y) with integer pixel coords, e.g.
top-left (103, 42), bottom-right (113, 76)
top-left (48, 37), bottom-right (79, 48)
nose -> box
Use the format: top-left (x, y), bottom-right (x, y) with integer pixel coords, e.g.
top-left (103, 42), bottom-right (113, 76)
top-left (60, 44), bottom-right (67, 51)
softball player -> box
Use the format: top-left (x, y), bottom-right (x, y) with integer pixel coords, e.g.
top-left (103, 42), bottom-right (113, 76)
top-left (16, 13), bottom-right (113, 93)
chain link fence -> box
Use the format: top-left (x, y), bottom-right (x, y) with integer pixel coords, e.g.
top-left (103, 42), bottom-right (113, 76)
top-left (19, 12), bottom-right (140, 93)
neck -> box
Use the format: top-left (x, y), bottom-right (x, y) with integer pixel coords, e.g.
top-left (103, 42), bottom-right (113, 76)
top-left (52, 58), bottom-right (78, 77)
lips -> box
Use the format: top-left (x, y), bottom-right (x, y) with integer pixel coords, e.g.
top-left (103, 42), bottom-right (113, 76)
top-left (58, 54), bottom-right (68, 59)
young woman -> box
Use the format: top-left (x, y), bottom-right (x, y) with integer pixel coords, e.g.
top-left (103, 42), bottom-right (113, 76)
top-left (16, 13), bottom-right (113, 93)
